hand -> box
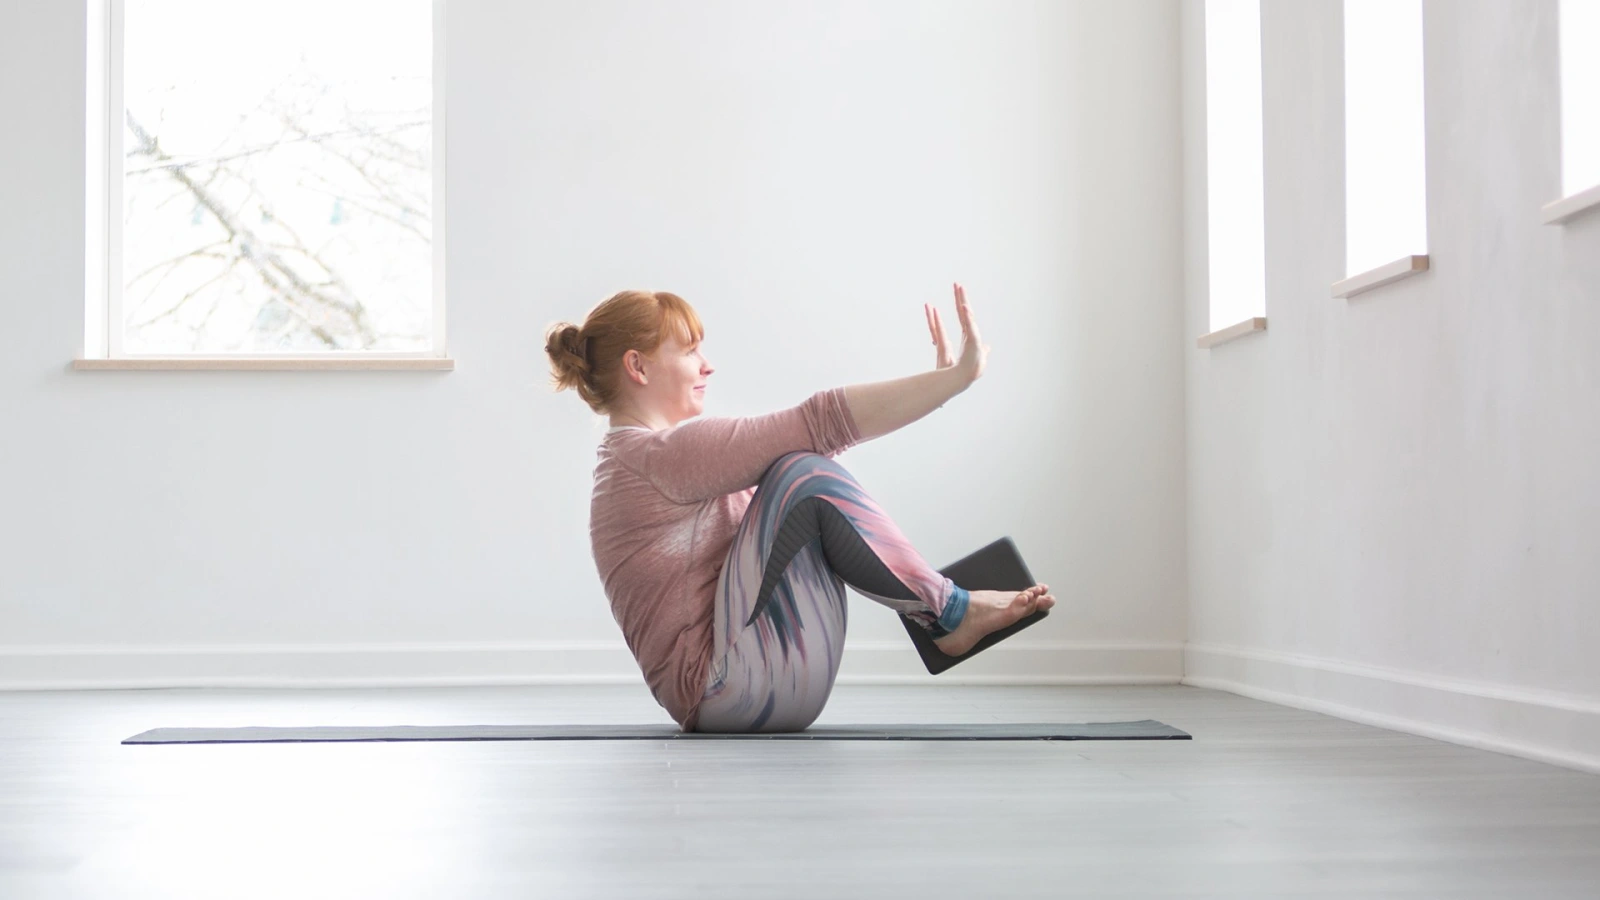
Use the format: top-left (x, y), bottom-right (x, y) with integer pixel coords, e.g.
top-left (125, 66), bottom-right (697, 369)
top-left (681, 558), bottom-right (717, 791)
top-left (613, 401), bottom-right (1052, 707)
top-left (925, 282), bottom-right (987, 385)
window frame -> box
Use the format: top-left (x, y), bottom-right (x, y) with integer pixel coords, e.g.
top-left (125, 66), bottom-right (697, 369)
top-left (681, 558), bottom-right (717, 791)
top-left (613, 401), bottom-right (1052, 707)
top-left (82, 0), bottom-right (450, 366)
top-left (1333, 0), bottom-right (1431, 299)
top-left (1197, 0), bottom-right (1270, 350)
top-left (1543, 0), bottom-right (1600, 225)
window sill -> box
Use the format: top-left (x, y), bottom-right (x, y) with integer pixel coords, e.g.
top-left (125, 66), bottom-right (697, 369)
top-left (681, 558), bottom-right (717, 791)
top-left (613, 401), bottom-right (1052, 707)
top-left (1332, 255), bottom-right (1429, 299)
top-left (1542, 183), bottom-right (1600, 225)
top-left (72, 357), bottom-right (455, 371)
top-left (1196, 317), bottom-right (1267, 350)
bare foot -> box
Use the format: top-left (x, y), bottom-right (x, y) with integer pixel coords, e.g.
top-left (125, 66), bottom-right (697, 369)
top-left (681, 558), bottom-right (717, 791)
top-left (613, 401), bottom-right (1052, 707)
top-left (931, 584), bottom-right (1055, 657)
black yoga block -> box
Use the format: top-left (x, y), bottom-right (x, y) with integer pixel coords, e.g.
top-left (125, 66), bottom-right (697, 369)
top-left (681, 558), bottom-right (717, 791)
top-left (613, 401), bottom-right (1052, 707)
top-left (898, 536), bottom-right (1050, 675)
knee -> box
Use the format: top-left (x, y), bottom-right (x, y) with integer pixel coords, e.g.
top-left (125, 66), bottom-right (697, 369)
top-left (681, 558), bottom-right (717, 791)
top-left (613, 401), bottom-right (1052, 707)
top-left (761, 451), bottom-right (853, 486)
top-left (775, 450), bottom-right (836, 470)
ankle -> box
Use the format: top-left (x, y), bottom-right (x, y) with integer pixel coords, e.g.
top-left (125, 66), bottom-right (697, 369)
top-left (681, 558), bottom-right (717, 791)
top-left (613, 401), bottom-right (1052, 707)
top-left (934, 585), bottom-right (970, 636)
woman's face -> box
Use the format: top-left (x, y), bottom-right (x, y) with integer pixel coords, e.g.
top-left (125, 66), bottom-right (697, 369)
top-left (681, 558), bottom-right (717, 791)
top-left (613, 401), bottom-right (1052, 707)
top-left (629, 330), bottom-right (713, 426)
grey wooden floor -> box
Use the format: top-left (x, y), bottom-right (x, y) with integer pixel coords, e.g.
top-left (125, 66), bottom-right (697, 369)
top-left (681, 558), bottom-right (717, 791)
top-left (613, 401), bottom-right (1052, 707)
top-left (3, 684), bottom-right (1599, 899)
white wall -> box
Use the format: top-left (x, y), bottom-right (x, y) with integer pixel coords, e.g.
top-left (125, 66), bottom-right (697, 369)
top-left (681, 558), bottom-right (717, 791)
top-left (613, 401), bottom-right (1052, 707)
top-left (0, 1), bottom-right (1188, 693)
top-left (1182, 0), bottom-right (1600, 772)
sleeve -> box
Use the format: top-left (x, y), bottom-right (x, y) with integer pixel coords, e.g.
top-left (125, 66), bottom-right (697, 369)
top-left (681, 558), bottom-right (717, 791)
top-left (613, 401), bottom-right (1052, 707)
top-left (618, 387), bottom-right (863, 504)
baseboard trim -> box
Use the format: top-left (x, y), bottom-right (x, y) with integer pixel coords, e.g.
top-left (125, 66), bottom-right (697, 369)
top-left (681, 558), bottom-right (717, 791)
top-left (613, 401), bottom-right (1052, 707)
top-left (1184, 642), bottom-right (1600, 775)
top-left (0, 640), bottom-right (1184, 691)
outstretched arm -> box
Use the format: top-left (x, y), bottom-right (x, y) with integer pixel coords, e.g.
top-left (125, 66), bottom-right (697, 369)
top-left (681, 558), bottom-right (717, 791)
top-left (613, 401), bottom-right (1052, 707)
top-left (843, 367), bottom-right (969, 442)
top-left (621, 388), bottom-right (861, 504)
top-left (619, 284), bottom-right (988, 502)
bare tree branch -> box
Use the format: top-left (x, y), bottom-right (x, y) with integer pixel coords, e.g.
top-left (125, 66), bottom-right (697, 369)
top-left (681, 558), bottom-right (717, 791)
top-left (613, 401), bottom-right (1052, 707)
top-left (129, 259), bottom-right (239, 330)
top-left (124, 122), bottom-right (426, 176)
top-left (119, 60), bottom-right (430, 351)
top-left (126, 110), bottom-right (352, 347)
top-left (296, 173), bottom-right (430, 243)
top-left (280, 113), bottom-right (431, 226)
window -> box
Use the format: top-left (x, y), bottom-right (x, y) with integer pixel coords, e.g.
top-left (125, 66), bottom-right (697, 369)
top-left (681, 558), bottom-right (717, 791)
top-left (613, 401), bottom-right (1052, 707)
top-left (1335, 0), bottom-right (1429, 298)
top-left (1202, 0), bottom-right (1268, 344)
top-left (84, 0), bottom-right (447, 364)
top-left (1545, 0), bottom-right (1600, 224)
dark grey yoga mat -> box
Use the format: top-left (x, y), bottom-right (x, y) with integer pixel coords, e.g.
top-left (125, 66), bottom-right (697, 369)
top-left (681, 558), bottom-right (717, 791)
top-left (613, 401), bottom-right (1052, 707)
top-left (123, 720), bottom-right (1190, 744)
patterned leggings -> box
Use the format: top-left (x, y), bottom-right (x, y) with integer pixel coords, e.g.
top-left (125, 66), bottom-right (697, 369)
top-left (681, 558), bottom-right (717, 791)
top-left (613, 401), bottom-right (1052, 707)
top-left (694, 452), bottom-right (971, 733)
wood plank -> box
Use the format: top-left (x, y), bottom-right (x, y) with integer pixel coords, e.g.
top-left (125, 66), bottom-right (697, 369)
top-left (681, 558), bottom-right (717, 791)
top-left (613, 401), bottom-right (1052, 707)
top-left (1196, 317), bottom-right (1267, 349)
top-left (1333, 255), bottom-right (1430, 298)
top-left (1542, 183), bottom-right (1600, 225)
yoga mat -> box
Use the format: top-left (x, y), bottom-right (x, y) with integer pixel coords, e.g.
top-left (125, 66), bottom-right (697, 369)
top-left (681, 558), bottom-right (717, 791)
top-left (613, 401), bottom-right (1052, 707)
top-left (123, 720), bottom-right (1190, 744)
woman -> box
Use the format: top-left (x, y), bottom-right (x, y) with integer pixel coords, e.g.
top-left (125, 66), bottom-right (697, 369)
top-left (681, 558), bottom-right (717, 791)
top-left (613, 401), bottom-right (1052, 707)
top-left (544, 284), bottom-right (1055, 733)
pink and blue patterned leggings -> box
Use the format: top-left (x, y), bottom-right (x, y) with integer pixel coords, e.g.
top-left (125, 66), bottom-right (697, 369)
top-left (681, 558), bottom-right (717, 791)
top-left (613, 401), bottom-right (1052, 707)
top-left (694, 452), bottom-right (970, 733)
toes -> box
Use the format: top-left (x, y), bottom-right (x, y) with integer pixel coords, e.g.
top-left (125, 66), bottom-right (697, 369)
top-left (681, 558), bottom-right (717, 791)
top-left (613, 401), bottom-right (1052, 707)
top-left (1012, 586), bottom-right (1051, 613)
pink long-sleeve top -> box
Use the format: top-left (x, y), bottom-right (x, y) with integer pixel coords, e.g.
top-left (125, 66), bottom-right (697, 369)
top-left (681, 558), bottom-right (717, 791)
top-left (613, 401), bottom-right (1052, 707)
top-left (589, 387), bottom-right (864, 731)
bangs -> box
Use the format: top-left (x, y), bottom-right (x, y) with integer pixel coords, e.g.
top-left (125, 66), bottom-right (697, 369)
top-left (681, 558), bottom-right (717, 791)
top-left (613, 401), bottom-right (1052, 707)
top-left (655, 292), bottom-right (705, 348)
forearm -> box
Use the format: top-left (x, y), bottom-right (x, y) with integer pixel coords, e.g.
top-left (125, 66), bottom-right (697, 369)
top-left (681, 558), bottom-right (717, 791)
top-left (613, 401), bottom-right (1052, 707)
top-left (842, 367), bottom-right (970, 442)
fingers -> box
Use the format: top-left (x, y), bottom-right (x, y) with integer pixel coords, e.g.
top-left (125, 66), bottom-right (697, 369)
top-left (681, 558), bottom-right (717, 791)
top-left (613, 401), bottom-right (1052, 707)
top-left (926, 303), bottom-right (955, 368)
top-left (954, 283), bottom-right (976, 338)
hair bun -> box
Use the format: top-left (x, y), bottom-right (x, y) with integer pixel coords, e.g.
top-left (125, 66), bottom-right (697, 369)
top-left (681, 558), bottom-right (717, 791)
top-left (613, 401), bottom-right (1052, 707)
top-left (544, 322), bottom-right (592, 394)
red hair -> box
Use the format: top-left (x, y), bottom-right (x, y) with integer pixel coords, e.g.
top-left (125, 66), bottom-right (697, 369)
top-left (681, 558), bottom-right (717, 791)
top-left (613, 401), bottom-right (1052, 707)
top-left (544, 290), bottom-right (705, 416)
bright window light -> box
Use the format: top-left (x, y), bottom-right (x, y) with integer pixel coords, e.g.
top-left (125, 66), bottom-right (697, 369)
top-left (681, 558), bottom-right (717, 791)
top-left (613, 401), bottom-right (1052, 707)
top-left (1560, 0), bottom-right (1600, 197)
top-left (1204, 0), bottom-right (1266, 334)
top-left (1343, 0), bottom-right (1428, 277)
top-left (100, 0), bottom-right (441, 357)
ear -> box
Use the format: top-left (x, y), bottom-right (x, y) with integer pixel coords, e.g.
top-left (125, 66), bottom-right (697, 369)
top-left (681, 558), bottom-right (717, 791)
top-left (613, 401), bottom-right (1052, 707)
top-left (624, 349), bottom-right (647, 385)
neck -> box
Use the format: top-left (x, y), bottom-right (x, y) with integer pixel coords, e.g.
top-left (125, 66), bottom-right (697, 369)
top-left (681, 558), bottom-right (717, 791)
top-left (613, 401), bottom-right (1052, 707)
top-left (608, 409), bottom-right (671, 431)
